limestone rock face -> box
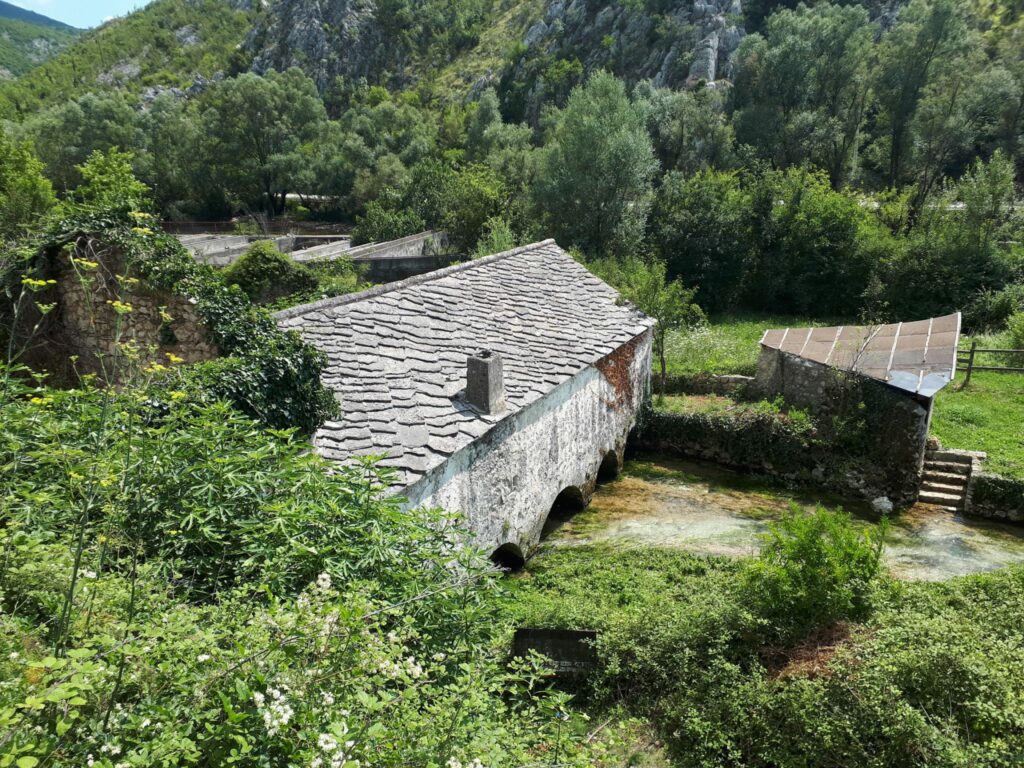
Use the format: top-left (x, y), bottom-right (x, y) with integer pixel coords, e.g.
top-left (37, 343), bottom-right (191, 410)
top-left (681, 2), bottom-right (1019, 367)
top-left (503, 0), bottom-right (745, 122)
top-left (242, 0), bottom-right (747, 101)
top-left (245, 0), bottom-right (395, 92)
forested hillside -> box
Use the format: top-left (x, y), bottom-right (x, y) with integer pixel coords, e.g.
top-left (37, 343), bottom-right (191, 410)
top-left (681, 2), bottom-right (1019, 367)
top-left (0, 1), bottom-right (79, 80)
top-left (1, 0), bottom-right (1022, 330)
top-left (0, 0), bottom-right (252, 115)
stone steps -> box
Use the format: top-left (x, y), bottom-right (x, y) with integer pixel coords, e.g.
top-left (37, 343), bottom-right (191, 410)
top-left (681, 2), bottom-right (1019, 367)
top-left (919, 449), bottom-right (981, 512)
top-left (923, 460), bottom-right (972, 475)
top-left (921, 470), bottom-right (968, 485)
top-left (926, 450), bottom-right (974, 465)
top-left (921, 480), bottom-right (966, 495)
top-left (918, 490), bottom-right (963, 510)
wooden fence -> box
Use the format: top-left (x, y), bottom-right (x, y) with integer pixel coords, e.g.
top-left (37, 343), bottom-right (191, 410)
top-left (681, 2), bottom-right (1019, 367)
top-left (958, 341), bottom-right (1024, 388)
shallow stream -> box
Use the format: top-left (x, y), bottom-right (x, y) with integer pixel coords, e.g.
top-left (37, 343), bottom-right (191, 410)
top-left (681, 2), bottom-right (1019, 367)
top-left (548, 456), bottom-right (1024, 581)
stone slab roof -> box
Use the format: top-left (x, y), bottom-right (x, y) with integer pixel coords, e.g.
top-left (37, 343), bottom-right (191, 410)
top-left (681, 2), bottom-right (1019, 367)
top-left (760, 312), bottom-right (961, 398)
top-left (276, 240), bottom-right (654, 490)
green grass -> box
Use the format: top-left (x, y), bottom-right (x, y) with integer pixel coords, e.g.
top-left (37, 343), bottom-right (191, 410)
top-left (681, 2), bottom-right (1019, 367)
top-left (932, 370), bottom-right (1024, 479)
top-left (665, 313), bottom-right (849, 376)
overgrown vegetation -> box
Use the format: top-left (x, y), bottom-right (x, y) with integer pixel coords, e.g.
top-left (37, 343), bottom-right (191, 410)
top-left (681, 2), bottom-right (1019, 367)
top-left (508, 511), bottom-right (1024, 767)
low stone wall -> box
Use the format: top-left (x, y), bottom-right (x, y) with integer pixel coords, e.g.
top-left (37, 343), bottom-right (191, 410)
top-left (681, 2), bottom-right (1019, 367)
top-left (27, 244), bottom-right (218, 383)
top-left (753, 347), bottom-right (931, 505)
top-left (182, 235), bottom-right (298, 267)
top-left (967, 472), bottom-right (1024, 523)
top-left (662, 372), bottom-right (753, 396)
top-left (633, 406), bottom-right (896, 504)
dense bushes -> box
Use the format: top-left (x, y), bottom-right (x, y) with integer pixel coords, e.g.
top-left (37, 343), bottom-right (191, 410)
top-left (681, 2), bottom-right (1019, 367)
top-left (0, 373), bottom-right (592, 766)
top-left (510, 512), bottom-right (1024, 767)
top-left (223, 240), bottom-right (318, 304)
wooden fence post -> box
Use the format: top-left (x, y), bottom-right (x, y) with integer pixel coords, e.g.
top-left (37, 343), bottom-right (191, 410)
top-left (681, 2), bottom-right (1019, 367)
top-left (960, 340), bottom-right (977, 390)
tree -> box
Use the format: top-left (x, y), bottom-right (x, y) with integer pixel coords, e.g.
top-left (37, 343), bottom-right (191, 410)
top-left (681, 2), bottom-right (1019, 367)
top-left (22, 92), bottom-right (142, 194)
top-left (197, 68), bottom-right (327, 213)
top-left (649, 170), bottom-right (752, 312)
top-left (73, 148), bottom-right (151, 215)
top-left (593, 255), bottom-right (704, 396)
top-left (633, 81), bottom-right (735, 177)
top-left (533, 72), bottom-right (657, 257)
top-left (0, 132), bottom-right (55, 241)
top-left (871, 0), bottom-right (970, 188)
top-left (732, 2), bottom-right (874, 188)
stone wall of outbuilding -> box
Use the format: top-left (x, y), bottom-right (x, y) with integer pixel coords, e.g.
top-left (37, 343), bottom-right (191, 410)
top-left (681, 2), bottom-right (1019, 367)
top-left (751, 347), bottom-right (932, 505)
top-left (403, 331), bottom-right (652, 557)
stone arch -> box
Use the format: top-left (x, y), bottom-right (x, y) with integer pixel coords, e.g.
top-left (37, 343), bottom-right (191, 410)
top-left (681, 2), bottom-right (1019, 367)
top-left (597, 449), bottom-right (621, 483)
top-left (490, 542), bottom-right (526, 572)
top-left (541, 486), bottom-right (586, 539)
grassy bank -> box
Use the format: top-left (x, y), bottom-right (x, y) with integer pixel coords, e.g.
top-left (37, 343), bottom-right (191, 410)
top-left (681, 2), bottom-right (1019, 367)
top-left (505, 530), bottom-right (1024, 767)
top-left (932, 370), bottom-right (1024, 479)
top-left (664, 314), bottom-right (846, 376)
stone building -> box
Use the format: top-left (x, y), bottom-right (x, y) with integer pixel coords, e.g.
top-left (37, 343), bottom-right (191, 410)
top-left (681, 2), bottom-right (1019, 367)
top-left (755, 314), bottom-right (961, 506)
top-left (276, 240), bottom-right (655, 565)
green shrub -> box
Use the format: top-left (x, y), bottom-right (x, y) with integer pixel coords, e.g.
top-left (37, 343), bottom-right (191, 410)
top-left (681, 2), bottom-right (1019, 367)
top-left (742, 505), bottom-right (886, 644)
top-left (0, 375), bottom-right (589, 766)
top-left (223, 240), bottom-right (318, 304)
top-left (1008, 310), bottom-right (1024, 351)
top-left (351, 188), bottom-right (425, 245)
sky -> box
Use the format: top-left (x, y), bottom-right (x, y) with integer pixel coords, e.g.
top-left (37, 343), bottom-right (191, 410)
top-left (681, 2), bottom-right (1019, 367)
top-left (7, 0), bottom-right (149, 28)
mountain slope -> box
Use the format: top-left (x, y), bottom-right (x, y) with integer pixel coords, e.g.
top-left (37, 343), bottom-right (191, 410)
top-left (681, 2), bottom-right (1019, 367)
top-left (0, 0), bottom-right (76, 29)
top-left (0, 0), bottom-right (252, 115)
top-left (0, 1), bottom-right (80, 80)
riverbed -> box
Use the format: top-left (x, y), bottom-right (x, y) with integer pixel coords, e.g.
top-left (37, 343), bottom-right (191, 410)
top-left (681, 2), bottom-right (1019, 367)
top-left (547, 456), bottom-right (1024, 581)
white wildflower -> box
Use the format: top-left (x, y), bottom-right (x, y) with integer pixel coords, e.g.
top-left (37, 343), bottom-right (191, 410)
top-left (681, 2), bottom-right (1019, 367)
top-left (318, 733), bottom-right (338, 753)
top-left (141, 718), bottom-right (151, 728)
top-left (87, 756), bottom-right (95, 768)
top-left (252, 691), bottom-right (265, 706)
top-left (259, 687), bottom-right (294, 736)
top-left (447, 759), bottom-right (463, 768)
top-left (321, 691), bottom-right (335, 706)
top-left (197, 654), bottom-right (211, 663)
top-left (81, 569), bottom-right (97, 579)
top-left (8, 651), bottom-right (19, 661)
top-left (316, 572), bottom-right (332, 591)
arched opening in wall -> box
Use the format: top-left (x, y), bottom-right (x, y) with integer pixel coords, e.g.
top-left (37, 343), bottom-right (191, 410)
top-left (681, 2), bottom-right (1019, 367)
top-left (490, 543), bottom-right (526, 573)
top-left (597, 450), bottom-right (620, 484)
top-left (541, 486), bottom-right (586, 539)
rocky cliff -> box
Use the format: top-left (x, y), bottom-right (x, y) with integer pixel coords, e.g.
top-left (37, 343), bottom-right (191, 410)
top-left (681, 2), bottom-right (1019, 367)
top-left (244, 0), bottom-right (747, 106)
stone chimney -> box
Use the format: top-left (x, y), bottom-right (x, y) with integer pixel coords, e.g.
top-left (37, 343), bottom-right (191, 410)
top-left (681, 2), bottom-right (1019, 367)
top-left (466, 350), bottom-right (506, 414)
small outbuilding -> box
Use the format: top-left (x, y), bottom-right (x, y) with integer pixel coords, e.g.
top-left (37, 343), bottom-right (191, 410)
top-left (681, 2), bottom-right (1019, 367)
top-left (276, 240), bottom-right (655, 562)
top-left (755, 313), bottom-right (962, 505)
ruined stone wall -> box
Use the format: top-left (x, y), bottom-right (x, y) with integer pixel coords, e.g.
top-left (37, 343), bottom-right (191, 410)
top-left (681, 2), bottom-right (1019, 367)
top-left (34, 247), bottom-right (217, 382)
top-left (403, 331), bottom-right (652, 556)
top-left (754, 347), bottom-right (931, 504)
top-left (968, 472), bottom-right (1024, 523)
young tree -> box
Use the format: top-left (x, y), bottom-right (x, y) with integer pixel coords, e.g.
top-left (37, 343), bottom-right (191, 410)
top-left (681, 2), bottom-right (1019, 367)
top-left (533, 72), bottom-right (657, 257)
top-left (872, 0), bottom-right (970, 188)
top-left (593, 255), bottom-right (705, 396)
top-left (0, 132), bottom-right (55, 241)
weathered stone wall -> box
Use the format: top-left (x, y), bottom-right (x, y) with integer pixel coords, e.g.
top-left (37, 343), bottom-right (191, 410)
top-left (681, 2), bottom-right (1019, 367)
top-left (404, 331), bottom-right (652, 556)
top-left (32, 246), bottom-right (217, 382)
top-left (967, 472), bottom-right (1024, 523)
top-left (754, 347), bottom-right (931, 504)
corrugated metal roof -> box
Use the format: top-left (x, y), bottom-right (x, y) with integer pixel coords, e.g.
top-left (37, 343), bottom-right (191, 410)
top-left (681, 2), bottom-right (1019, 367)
top-left (759, 313), bottom-right (961, 398)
